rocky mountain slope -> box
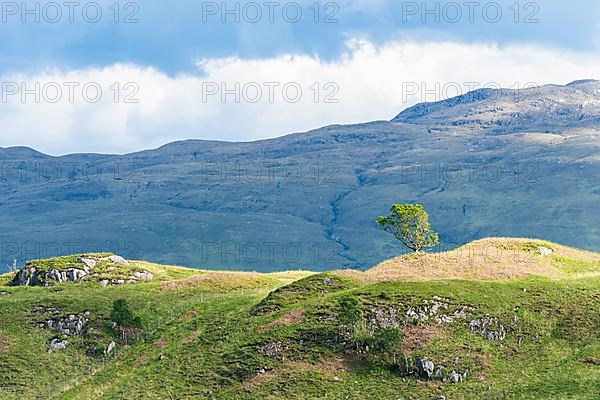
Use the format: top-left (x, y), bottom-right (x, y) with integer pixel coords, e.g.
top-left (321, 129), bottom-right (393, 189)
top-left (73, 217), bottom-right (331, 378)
top-left (0, 238), bottom-right (598, 399)
top-left (393, 80), bottom-right (600, 130)
top-left (1, 81), bottom-right (600, 271)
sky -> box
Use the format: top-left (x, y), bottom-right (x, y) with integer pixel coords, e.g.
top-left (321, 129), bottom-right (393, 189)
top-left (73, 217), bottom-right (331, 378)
top-left (1, 0), bottom-right (600, 154)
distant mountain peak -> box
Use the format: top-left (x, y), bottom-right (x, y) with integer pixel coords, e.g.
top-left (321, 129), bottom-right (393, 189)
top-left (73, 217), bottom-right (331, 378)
top-left (392, 80), bottom-right (600, 132)
top-left (567, 79), bottom-right (599, 86)
top-left (0, 146), bottom-right (48, 159)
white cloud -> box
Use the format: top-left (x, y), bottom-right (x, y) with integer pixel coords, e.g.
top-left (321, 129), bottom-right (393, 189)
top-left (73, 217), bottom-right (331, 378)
top-left (1, 40), bottom-right (600, 155)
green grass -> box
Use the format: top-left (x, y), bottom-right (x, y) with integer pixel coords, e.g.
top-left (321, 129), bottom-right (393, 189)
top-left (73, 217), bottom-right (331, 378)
top-left (553, 256), bottom-right (600, 275)
top-left (0, 245), bottom-right (598, 399)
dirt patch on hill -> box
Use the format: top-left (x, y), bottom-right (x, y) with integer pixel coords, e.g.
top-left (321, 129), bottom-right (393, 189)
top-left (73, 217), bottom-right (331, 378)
top-left (181, 331), bottom-right (201, 345)
top-left (0, 332), bottom-right (11, 352)
top-left (154, 336), bottom-right (167, 349)
top-left (401, 324), bottom-right (448, 354)
top-left (179, 310), bottom-right (198, 322)
top-left (135, 355), bottom-right (149, 368)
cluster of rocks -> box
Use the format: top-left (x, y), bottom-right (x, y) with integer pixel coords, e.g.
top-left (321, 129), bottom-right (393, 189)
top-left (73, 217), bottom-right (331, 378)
top-left (40, 312), bottom-right (90, 336)
top-left (9, 255), bottom-right (154, 287)
top-left (369, 306), bottom-right (401, 331)
top-left (46, 268), bottom-right (89, 283)
top-left (469, 316), bottom-right (507, 341)
top-left (12, 257), bottom-right (99, 287)
top-left (340, 296), bottom-right (510, 387)
top-left (258, 341), bottom-right (286, 358)
top-left (99, 270), bottom-right (154, 287)
top-left (34, 307), bottom-right (117, 355)
top-left (365, 296), bottom-right (476, 333)
top-left (404, 297), bottom-right (476, 325)
top-left (318, 277), bottom-right (334, 293)
top-left (364, 297), bottom-right (508, 344)
top-left (31, 306), bottom-right (60, 315)
top-left (415, 356), bottom-right (468, 384)
top-left (255, 366), bottom-right (274, 375)
top-left (37, 309), bottom-right (90, 353)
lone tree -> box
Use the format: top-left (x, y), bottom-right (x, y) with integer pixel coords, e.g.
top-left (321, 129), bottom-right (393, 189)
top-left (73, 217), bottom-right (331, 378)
top-left (110, 299), bottom-right (143, 343)
top-left (376, 204), bottom-right (439, 253)
top-left (110, 299), bottom-right (142, 329)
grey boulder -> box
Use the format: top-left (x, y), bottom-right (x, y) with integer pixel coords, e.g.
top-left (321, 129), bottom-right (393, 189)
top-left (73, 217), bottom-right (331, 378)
top-left (416, 356), bottom-right (435, 379)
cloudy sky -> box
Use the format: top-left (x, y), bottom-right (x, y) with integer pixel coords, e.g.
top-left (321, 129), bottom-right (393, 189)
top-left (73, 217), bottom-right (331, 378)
top-left (1, 0), bottom-right (600, 154)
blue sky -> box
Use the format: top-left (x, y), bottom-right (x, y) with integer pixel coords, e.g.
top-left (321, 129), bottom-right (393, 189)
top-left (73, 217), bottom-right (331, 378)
top-left (1, 0), bottom-right (600, 154)
top-left (1, 0), bottom-right (597, 75)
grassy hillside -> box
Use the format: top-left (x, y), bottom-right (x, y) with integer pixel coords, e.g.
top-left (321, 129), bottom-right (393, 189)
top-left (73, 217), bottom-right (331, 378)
top-left (0, 239), bottom-right (598, 399)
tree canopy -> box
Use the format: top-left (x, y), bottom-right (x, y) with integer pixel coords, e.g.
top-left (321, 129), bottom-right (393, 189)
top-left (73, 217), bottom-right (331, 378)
top-left (376, 204), bottom-right (439, 252)
top-left (110, 299), bottom-right (142, 329)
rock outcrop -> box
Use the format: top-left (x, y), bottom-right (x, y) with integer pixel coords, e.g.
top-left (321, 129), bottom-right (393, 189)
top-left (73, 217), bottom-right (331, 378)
top-left (365, 296), bottom-right (475, 333)
top-left (132, 271), bottom-right (154, 281)
top-left (410, 356), bottom-right (468, 384)
top-left (469, 316), bottom-right (507, 341)
top-left (40, 313), bottom-right (89, 336)
top-left (416, 357), bottom-right (435, 379)
top-left (8, 254), bottom-right (154, 287)
top-left (105, 341), bottom-right (116, 355)
top-left (107, 255), bottom-right (130, 266)
top-left (48, 338), bottom-right (68, 353)
top-left (37, 307), bottom-right (90, 353)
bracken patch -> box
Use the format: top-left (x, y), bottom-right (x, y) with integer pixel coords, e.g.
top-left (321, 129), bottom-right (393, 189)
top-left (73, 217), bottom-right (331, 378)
top-left (259, 308), bottom-right (306, 333)
top-left (181, 331), bottom-right (201, 345)
top-left (0, 333), bottom-right (10, 352)
top-left (135, 355), bottom-right (149, 368)
top-left (158, 272), bottom-right (275, 292)
top-left (179, 310), bottom-right (198, 321)
top-left (154, 336), bottom-right (167, 349)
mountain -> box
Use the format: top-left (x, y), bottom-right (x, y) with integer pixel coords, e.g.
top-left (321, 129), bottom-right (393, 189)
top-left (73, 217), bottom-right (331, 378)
top-left (393, 79), bottom-right (600, 129)
top-left (1, 81), bottom-right (600, 271)
top-left (1, 238), bottom-right (599, 399)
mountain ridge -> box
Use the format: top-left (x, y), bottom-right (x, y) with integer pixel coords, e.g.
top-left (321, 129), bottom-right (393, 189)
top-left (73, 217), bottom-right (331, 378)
top-left (5, 80), bottom-right (600, 158)
top-left (1, 81), bottom-right (599, 271)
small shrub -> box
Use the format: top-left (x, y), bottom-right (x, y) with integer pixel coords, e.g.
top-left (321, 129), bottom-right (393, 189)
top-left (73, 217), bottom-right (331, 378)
top-left (338, 295), bottom-right (361, 326)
